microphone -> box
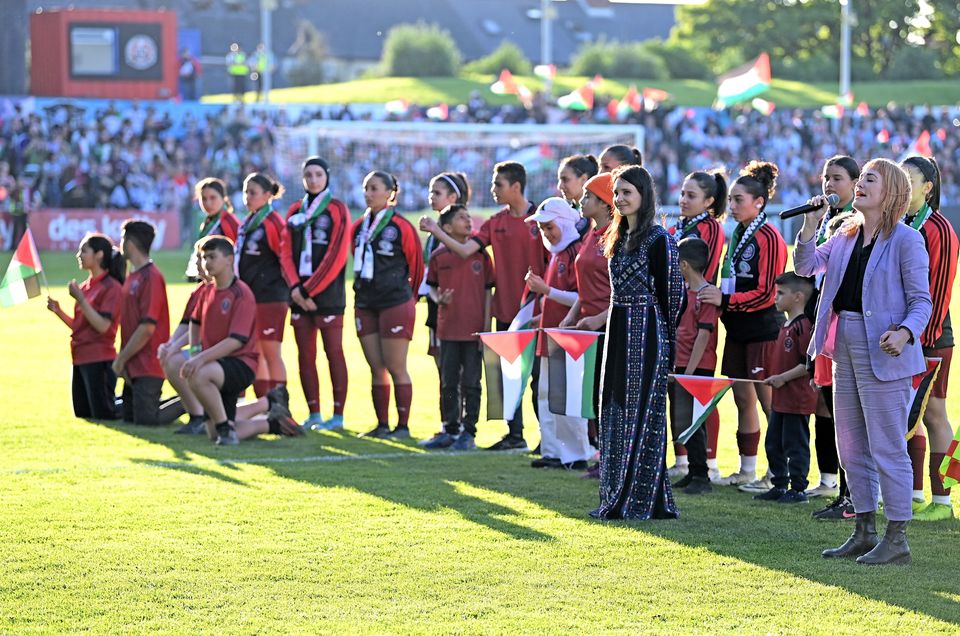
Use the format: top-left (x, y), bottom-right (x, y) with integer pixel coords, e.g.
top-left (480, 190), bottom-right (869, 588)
top-left (779, 194), bottom-right (840, 220)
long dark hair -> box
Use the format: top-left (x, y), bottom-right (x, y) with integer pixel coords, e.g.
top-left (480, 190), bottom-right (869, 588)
top-left (734, 160), bottom-right (778, 212)
top-left (84, 233), bottom-right (125, 283)
top-left (603, 165), bottom-right (658, 258)
top-left (194, 177), bottom-right (234, 214)
top-left (431, 171), bottom-right (470, 205)
top-left (902, 155), bottom-right (941, 211)
top-left (685, 170), bottom-right (727, 219)
top-left (243, 172), bottom-right (284, 200)
top-left (560, 154), bottom-right (599, 179)
top-left (601, 144), bottom-right (643, 168)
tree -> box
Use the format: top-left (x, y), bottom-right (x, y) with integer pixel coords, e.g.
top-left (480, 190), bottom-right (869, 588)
top-left (669, 0), bottom-right (958, 80)
top-left (465, 41), bottom-right (531, 75)
top-left (380, 22), bottom-right (461, 77)
top-left (286, 19), bottom-right (328, 86)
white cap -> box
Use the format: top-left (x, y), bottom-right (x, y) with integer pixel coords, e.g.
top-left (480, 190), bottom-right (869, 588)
top-left (526, 197), bottom-right (579, 224)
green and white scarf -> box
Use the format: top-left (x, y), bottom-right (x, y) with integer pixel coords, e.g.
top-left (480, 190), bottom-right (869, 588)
top-left (353, 207), bottom-right (396, 281)
top-left (720, 211), bottom-right (766, 295)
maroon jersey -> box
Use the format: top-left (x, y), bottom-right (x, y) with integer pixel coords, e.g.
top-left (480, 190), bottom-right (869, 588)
top-left (770, 314), bottom-right (817, 415)
top-left (180, 282), bottom-right (209, 325)
top-left (472, 204), bottom-right (549, 324)
top-left (426, 244), bottom-right (495, 341)
top-left (537, 240), bottom-right (581, 356)
top-left (120, 262), bottom-right (170, 379)
top-left (914, 211), bottom-right (959, 349)
top-left (675, 287), bottom-right (720, 371)
top-left (574, 226), bottom-right (611, 318)
top-left (191, 277), bottom-right (260, 373)
top-left (71, 272), bottom-right (122, 365)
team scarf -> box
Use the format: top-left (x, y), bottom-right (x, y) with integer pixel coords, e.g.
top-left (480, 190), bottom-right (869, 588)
top-left (234, 204), bottom-right (275, 276)
top-left (904, 202), bottom-right (933, 231)
top-left (198, 207), bottom-right (228, 239)
top-left (676, 212), bottom-right (710, 238)
top-left (353, 206), bottom-right (396, 281)
top-left (720, 211), bottom-right (766, 294)
top-left (815, 199), bottom-right (854, 245)
top-left (288, 191), bottom-right (333, 277)
top-left (418, 234), bottom-right (438, 297)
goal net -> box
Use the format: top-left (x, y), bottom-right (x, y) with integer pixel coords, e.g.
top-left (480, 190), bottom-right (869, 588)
top-left (273, 121), bottom-right (644, 213)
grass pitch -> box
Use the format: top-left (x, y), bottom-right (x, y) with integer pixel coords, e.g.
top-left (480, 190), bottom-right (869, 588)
top-left (1, 250), bottom-right (959, 634)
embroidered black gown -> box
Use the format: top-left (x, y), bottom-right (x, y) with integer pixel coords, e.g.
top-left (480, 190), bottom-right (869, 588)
top-left (593, 225), bottom-right (683, 520)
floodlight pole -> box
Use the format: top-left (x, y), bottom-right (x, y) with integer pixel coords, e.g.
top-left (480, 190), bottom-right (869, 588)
top-left (261, 0), bottom-right (274, 104)
top-left (540, 0), bottom-right (553, 97)
top-left (840, 0), bottom-right (851, 100)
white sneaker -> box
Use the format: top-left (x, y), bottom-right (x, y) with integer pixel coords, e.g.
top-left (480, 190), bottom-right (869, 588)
top-left (667, 463), bottom-right (689, 478)
top-left (738, 475), bottom-right (773, 493)
top-left (714, 469), bottom-right (755, 486)
top-left (708, 467), bottom-right (722, 483)
top-left (804, 482), bottom-right (840, 498)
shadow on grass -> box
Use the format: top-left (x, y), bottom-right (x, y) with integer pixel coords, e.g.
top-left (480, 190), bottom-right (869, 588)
top-left (111, 419), bottom-right (960, 625)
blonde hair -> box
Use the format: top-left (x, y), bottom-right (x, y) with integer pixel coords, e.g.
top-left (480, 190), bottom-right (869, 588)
top-left (845, 158), bottom-right (912, 238)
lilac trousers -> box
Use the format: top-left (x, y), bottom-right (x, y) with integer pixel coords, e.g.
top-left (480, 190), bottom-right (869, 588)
top-left (832, 312), bottom-right (913, 521)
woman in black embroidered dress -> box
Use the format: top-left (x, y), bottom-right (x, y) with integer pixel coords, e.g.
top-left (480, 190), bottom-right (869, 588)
top-left (592, 165), bottom-right (683, 520)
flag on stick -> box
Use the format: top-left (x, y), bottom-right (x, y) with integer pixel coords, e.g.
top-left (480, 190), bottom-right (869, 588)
top-left (426, 103), bottom-right (449, 121)
top-left (0, 228), bottom-right (44, 308)
top-left (940, 428), bottom-right (960, 489)
top-left (533, 64), bottom-right (556, 80)
top-left (545, 329), bottom-right (603, 418)
top-left (905, 357), bottom-right (942, 440)
top-left (508, 290), bottom-right (538, 331)
top-left (672, 375), bottom-right (735, 444)
top-left (384, 99), bottom-right (409, 115)
top-left (490, 69), bottom-right (520, 95)
top-left (557, 83), bottom-right (594, 111)
top-left (715, 53), bottom-right (770, 109)
top-left (479, 330), bottom-right (538, 421)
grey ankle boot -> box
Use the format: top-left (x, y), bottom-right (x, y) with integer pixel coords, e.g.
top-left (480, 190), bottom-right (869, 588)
top-left (856, 520), bottom-right (911, 565)
top-left (822, 511), bottom-right (879, 559)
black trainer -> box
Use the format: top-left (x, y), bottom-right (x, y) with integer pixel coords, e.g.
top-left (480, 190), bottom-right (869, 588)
top-left (360, 424), bottom-right (391, 438)
top-left (814, 495), bottom-right (856, 521)
top-left (561, 460), bottom-right (588, 470)
top-left (175, 415), bottom-right (205, 435)
top-left (266, 385), bottom-right (290, 412)
top-left (683, 476), bottom-right (713, 495)
top-left (754, 487), bottom-right (788, 501)
top-left (485, 435), bottom-right (529, 451)
top-left (673, 473), bottom-right (694, 489)
top-left (531, 457), bottom-right (562, 468)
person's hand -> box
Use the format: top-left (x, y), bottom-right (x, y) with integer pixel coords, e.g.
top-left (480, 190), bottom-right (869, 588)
top-left (67, 280), bottom-right (83, 301)
top-left (157, 342), bottom-right (171, 361)
top-left (291, 286), bottom-right (308, 309)
top-left (558, 311), bottom-right (576, 329)
top-left (764, 374), bottom-right (786, 388)
top-left (525, 271), bottom-right (549, 295)
top-left (180, 356), bottom-right (201, 380)
top-left (697, 284), bottom-right (722, 306)
top-left (419, 216), bottom-right (439, 234)
top-left (303, 298), bottom-right (318, 312)
top-left (436, 288), bottom-right (454, 305)
top-left (112, 358), bottom-right (126, 378)
top-left (880, 328), bottom-right (911, 357)
top-left (575, 314), bottom-right (606, 331)
top-left (46, 296), bottom-right (61, 314)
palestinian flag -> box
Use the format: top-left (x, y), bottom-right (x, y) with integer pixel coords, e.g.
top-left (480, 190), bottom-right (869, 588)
top-left (426, 103), bottom-right (448, 121)
top-left (751, 97), bottom-right (775, 116)
top-left (821, 104), bottom-right (845, 120)
top-left (479, 330), bottom-right (538, 421)
top-left (545, 329), bottom-right (602, 418)
top-left (940, 429), bottom-right (960, 489)
top-left (0, 229), bottom-right (43, 308)
top-left (490, 69), bottom-right (520, 95)
top-left (557, 83), bottom-right (594, 111)
top-left (533, 64), bottom-right (556, 80)
top-left (899, 130), bottom-right (933, 162)
top-left (508, 290), bottom-right (538, 331)
top-left (616, 85), bottom-right (642, 119)
top-left (905, 357), bottom-right (942, 440)
top-left (715, 52), bottom-right (770, 109)
top-left (384, 99), bottom-right (409, 115)
top-left (672, 375), bottom-right (735, 444)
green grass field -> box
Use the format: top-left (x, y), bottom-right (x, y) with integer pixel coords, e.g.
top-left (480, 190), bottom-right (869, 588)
top-left (2, 250), bottom-right (959, 633)
top-left (203, 74), bottom-right (960, 109)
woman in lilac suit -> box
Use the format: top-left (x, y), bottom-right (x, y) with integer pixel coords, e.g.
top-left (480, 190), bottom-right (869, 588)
top-left (795, 158), bottom-right (931, 566)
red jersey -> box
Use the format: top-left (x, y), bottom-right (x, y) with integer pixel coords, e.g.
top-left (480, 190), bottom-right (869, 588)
top-left (237, 209), bottom-right (296, 304)
top-left (574, 226), bottom-right (611, 318)
top-left (471, 204), bottom-right (549, 324)
top-left (426, 244), bottom-right (495, 341)
top-left (669, 216), bottom-right (725, 283)
top-left (199, 211), bottom-right (239, 242)
top-left (120, 262), bottom-right (170, 379)
top-left (675, 287), bottom-right (720, 371)
top-left (537, 240), bottom-right (581, 356)
top-left (191, 277), bottom-right (260, 373)
top-left (284, 196), bottom-right (350, 315)
top-left (350, 211), bottom-right (424, 310)
top-left (770, 315), bottom-right (817, 415)
top-left (915, 211), bottom-right (959, 348)
top-left (180, 282), bottom-right (209, 325)
top-left (720, 223), bottom-right (787, 343)
top-left (71, 272), bottom-right (122, 365)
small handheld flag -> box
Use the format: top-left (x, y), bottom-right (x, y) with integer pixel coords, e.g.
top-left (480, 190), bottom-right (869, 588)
top-left (479, 330), bottom-right (538, 421)
top-left (544, 329), bottom-right (603, 419)
top-left (671, 375), bottom-right (735, 444)
top-left (940, 427), bottom-right (960, 489)
top-left (0, 228), bottom-right (44, 308)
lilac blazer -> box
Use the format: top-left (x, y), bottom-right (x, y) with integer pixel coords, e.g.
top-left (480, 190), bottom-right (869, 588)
top-left (794, 223), bottom-right (931, 382)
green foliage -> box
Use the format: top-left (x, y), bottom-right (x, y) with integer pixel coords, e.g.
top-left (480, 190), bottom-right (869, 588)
top-left (464, 40), bottom-right (531, 75)
top-left (569, 39), bottom-right (669, 80)
top-left (285, 20), bottom-right (328, 86)
top-left (381, 21), bottom-right (462, 77)
top-left (885, 46), bottom-right (945, 80)
top-left (644, 39), bottom-right (712, 80)
top-left (777, 50), bottom-right (837, 83)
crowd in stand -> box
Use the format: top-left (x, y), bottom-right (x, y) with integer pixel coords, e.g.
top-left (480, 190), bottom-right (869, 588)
top-left (0, 97), bottom-right (957, 230)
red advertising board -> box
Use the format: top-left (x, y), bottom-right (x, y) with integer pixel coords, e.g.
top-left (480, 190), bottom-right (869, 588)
top-left (1, 210), bottom-right (181, 251)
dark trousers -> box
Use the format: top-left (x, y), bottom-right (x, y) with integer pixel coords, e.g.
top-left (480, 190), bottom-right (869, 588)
top-left (496, 319), bottom-right (539, 437)
top-left (122, 377), bottom-right (184, 426)
top-left (765, 410), bottom-right (811, 491)
top-left (439, 340), bottom-right (483, 436)
top-left (668, 366), bottom-right (713, 479)
top-left (72, 361), bottom-right (119, 420)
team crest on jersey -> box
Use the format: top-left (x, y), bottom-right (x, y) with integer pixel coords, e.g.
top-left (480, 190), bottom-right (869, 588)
top-left (129, 278), bottom-right (141, 294)
top-left (784, 336), bottom-right (794, 352)
top-left (529, 225), bottom-right (539, 238)
top-left (741, 244), bottom-right (757, 262)
top-left (737, 260), bottom-right (752, 277)
top-left (245, 227), bottom-right (265, 255)
top-left (221, 297), bottom-right (232, 313)
top-left (557, 262), bottom-right (567, 275)
top-left (317, 216), bottom-right (331, 230)
top-left (472, 260), bottom-right (482, 274)
top-left (382, 226), bottom-right (399, 242)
